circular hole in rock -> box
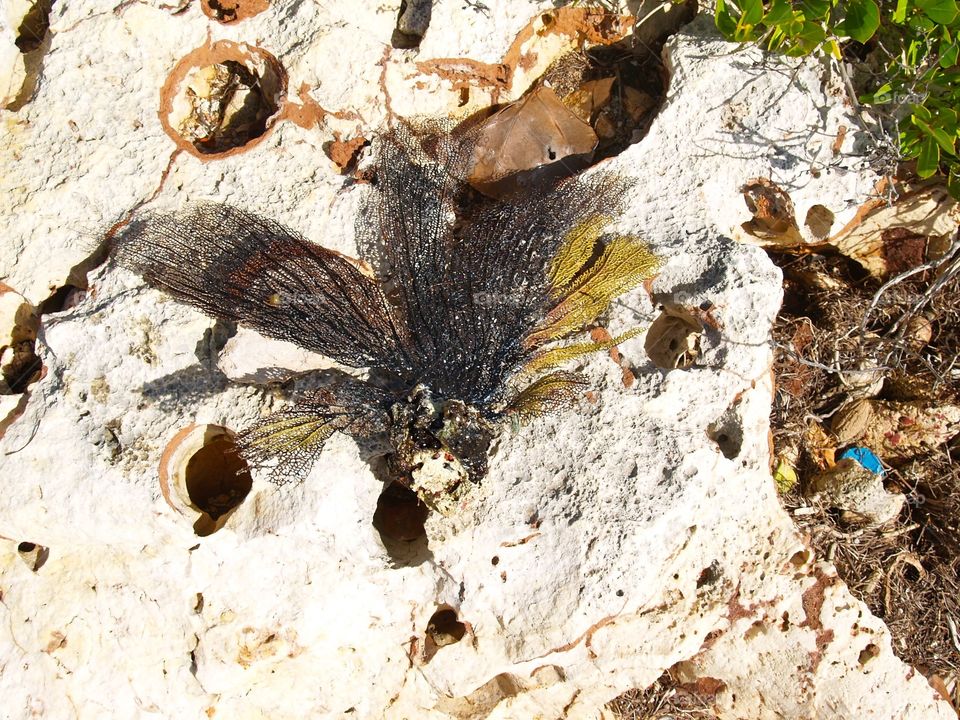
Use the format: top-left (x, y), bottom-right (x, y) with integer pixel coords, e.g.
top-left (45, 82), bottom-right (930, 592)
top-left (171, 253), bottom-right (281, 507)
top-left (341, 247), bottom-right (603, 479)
top-left (160, 41), bottom-right (286, 158)
top-left (707, 405), bottom-right (744, 460)
top-left (185, 434), bottom-right (252, 522)
top-left (804, 204), bottom-right (835, 240)
top-left (858, 642), bottom-right (880, 666)
top-left (427, 607), bottom-right (466, 649)
top-left (160, 424), bottom-right (252, 536)
top-left (373, 481), bottom-right (428, 542)
top-left (201, 0), bottom-right (270, 23)
top-left (644, 307), bottom-right (702, 369)
top-left (17, 541), bottom-right (48, 571)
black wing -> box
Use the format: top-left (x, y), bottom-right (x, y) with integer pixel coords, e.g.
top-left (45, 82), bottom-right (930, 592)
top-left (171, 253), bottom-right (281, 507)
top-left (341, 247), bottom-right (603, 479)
top-left (113, 203), bottom-right (414, 372)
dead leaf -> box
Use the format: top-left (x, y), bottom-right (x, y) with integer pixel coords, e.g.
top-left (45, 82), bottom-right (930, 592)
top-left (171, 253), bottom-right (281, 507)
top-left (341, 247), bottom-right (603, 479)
top-left (467, 85), bottom-right (598, 197)
top-left (623, 86), bottom-right (655, 124)
top-left (805, 422), bottom-right (836, 469)
top-left (831, 398), bottom-right (875, 444)
top-left (831, 125), bottom-right (847, 156)
top-left (737, 178), bottom-right (805, 248)
top-left (830, 184), bottom-right (960, 278)
top-left (562, 77), bottom-right (614, 123)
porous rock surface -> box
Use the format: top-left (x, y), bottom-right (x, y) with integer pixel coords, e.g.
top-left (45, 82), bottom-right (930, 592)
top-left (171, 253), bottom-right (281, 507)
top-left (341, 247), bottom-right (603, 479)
top-left (0, 2), bottom-right (953, 719)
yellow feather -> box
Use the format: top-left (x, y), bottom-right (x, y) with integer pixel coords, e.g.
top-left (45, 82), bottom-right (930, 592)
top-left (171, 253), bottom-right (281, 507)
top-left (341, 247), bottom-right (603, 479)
top-left (548, 215), bottom-right (610, 293)
top-left (528, 235), bottom-right (659, 347)
top-left (522, 327), bottom-right (645, 375)
top-left (506, 371), bottom-right (589, 422)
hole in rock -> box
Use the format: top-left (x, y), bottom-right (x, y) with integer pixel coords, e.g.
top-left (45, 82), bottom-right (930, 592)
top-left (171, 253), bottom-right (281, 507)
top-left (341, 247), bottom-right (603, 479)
top-left (15, 0), bottom-right (53, 53)
top-left (161, 425), bottom-right (253, 536)
top-left (392, 0), bottom-right (432, 49)
top-left (17, 541), bottom-right (49, 571)
top-left (789, 548), bottom-right (811, 568)
top-left (424, 606), bottom-right (467, 661)
top-left (696, 560), bottom-right (721, 589)
top-left (536, 0), bottom-right (697, 163)
top-left (161, 42), bottom-right (286, 158)
top-left (804, 204), bottom-right (835, 240)
top-left (184, 431), bottom-right (252, 536)
top-left (644, 306), bottom-right (701, 369)
top-left (1, 285), bottom-right (42, 396)
top-left (858, 642), bottom-right (880, 666)
top-left (707, 403), bottom-right (744, 460)
top-left (37, 284), bottom-right (84, 315)
top-left (201, 0), bottom-right (269, 23)
top-left (372, 480), bottom-right (431, 567)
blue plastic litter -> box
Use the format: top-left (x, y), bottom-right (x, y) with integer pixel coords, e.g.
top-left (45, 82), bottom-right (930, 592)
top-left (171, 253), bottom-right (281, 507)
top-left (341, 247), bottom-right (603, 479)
top-left (839, 447), bottom-right (885, 475)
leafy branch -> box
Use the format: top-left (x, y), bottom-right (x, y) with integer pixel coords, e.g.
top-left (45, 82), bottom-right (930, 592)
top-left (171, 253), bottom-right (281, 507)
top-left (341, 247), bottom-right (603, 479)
top-left (714, 0), bottom-right (960, 195)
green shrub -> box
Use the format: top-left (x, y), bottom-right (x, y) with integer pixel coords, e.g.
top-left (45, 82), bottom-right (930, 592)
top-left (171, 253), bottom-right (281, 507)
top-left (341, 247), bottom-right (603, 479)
top-left (713, 0), bottom-right (960, 196)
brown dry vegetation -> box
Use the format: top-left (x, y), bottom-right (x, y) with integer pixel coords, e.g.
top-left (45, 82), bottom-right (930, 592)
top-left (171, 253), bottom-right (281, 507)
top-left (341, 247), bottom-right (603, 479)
top-left (772, 248), bottom-right (960, 699)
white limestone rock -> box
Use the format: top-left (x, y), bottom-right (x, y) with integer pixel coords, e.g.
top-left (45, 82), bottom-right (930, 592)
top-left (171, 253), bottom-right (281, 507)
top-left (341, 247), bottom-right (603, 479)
top-left (217, 327), bottom-right (340, 384)
top-left (0, 3), bottom-right (954, 720)
top-left (0, 9), bottom-right (26, 108)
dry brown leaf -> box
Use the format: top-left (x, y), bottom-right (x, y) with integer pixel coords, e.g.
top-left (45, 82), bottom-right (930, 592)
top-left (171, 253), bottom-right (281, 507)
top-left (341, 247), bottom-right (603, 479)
top-left (830, 184), bottom-right (960, 278)
top-left (623, 86), bottom-right (655, 124)
top-left (831, 398), bottom-right (875, 444)
top-left (561, 76), bottom-right (615, 123)
top-left (737, 178), bottom-right (805, 248)
top-left (805, 421), bottom-right (836, 469)
top-left (468, 85), bottom-right (597, 197)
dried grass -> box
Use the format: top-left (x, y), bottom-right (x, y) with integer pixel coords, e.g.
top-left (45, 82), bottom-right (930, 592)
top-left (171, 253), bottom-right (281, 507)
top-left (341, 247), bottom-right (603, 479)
top-left (608, 673), bottom-right (718, 719)
top-left (771, 249), bottom-right (960, 686)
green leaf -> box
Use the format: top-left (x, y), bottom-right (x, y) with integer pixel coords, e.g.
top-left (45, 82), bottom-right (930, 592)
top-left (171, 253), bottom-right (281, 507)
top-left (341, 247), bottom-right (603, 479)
top-left (840, 0), bottom-right (880, 42)
top-left (860, 82), bottom-right (893, 103)
top-left (916, 0), bottom-right (959, 25)
top-left (913, 114), bottom-right (957, 152)
top-left (917, 136), bottom-right (941, 177)
top-left (802, 0), bottom-right (832, 19)
top-left (894, 0), bottom-right (909, 23)
top-left (909, 13), bottom-right (937, 32)
top-left (940, 37), bottom-right (960, 66)
top-left (764, 0), bottom-right (794, 25)
top-left (798, 20), bottom-right (827, 42)
top-left (913, 103), bottom-right (934, 121)
top-left (715, 0), bottom-right (738, 37)
top-left (739, 0), bottom-right (764, 26)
